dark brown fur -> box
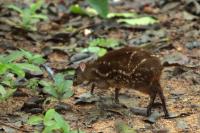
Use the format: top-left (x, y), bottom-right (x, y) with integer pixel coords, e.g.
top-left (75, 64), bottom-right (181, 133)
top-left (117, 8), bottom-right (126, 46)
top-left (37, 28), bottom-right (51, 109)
top-left (73, 46), bottom-right (169, 117)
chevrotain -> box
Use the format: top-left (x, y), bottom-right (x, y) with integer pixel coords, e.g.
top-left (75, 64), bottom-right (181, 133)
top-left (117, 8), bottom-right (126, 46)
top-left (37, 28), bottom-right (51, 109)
top-left (73, 46), bottom-right (169, 117)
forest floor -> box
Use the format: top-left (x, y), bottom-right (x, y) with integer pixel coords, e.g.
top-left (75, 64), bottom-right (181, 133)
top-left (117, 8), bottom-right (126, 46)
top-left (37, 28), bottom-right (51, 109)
top-left (0, 0), bottom-right (200, 133)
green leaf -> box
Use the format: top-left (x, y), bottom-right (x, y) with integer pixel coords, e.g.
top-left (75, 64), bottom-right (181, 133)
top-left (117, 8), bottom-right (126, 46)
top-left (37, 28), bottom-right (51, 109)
top-left (0, 55), bottom-right (6, 63)
top-left (39, 80), bottom-right (52, 87)
top-left (1, 75), bottom-right (15, 87)
top-left (43, 86), bottom-right (58, 98)
top-left (1, 80), bottom-right (11, 87)
top-left (43, 109), bottom-right (69, 132)
top-left (6, 0), bottom-right (47, 31)
top-left (44, 120), bottom-right (55, 126)
top-left (31, 56), bottom-right (46, 65)
top-left (0, 85), bottom-right (6, 97)
top-left (15, 63), bottom-right (43, 74)
top-left (117, 16), bottom-right (158, 26)
top-left (97, 48), bottom-right (107, 57)
top-left (63, 80), bottom-right (73, 90)
top-left (42, 124), bottom-right (60, 133)
top-left (86, 0), bottom-right (109, 18)
top-left (62, 91), bottom-right (73, 99)
top-left (27, 115), bottom-right (43, 125)
top-left (69, 4), bottom-right (87, 15)
top-left (20, 49), bottom-right (32, 59)
top-left (0, 88), bottom-right (16, 101)
top-left (82, 46), bottom-right (107, 57)
top-left (7, 5), bottom-right (23, 14)
top-left (32, 14), bottom-right (48, 20)
top-left (21, 10), bottom-right (32, 28)
top-left (43, 73), bottom-right (73, 99)
top-left (0, 63), bottom-right (9, 75)
top-left (54, 112), bottom-right (70, 132)
top-left (107, 12), bottom-right (137, 18)
top-left (82, 46), bottom-right (99, 53)
top-left (89, 38), bottom-right (119, 48)
top-left (54, 73), bottom-right (65, 86)
top-left (27, 78), bottom-right (39, 90)
top-left (62, 80), bottom-right (73, 99)
top-left (6, 89), bottom-right (16, 96)
top-left (30, 0), bottom-right (44, 14)
top-left (9, 64), bottom-right (25, 77)
top-left (27, 108), bottom-right (83, 133)
top-left (6, 50), bottom-right (24, 63)
top-left (85, 7), bottom-right (98, 16)
top-left (20, 49), bottom-right (46, 65)
top-left (44, 109), bottom-right (56, 125)
top-left (66, 70), bottom-right (75, 76)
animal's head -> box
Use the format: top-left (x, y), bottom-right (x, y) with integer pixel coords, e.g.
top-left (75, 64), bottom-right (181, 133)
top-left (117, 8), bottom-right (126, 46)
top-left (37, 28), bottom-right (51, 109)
top-left (73, 62), bottom-right (87, 86)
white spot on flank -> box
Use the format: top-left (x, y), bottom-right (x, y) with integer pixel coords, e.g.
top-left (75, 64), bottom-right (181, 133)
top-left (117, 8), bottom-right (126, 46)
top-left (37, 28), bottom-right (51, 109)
top-left (128, 51), bottom-right (137, 68)
top-left (131, 58), bottom-right (147, 75)
top-left (91, 57), bottom-right (147, 79)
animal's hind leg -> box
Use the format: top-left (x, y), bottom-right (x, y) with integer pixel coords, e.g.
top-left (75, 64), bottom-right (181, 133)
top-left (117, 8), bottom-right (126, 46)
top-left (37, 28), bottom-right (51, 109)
top-left (90, 83), bottom-right (95, 95)
top-left (115, 88), bottom-right (120, 104)
top-left (157, 83), bottom-right (169, 117)
top-left (147, 92), bottom-right (157, 116)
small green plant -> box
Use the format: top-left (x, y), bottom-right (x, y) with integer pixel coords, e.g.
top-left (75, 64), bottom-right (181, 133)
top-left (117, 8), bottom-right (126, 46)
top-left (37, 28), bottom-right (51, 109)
top-left (107, 12), bottom-right (158, 26)
top-left (0, 84), bottom-right (16, 101)
top-left (28, 109), bottom-right (83, 133)
top-left (82, 46), bottom-right (107, 57)
top-left (82, 38), bottom-right (119, 57)
top-left (27, 78), bottom-right (40, 91)
top-left (1, 74), bottom-right (15, 88)
top-left (69, 0), bottom-right (108, 18)
top-left (20, 49), bottom-right (46, 65)
top-left (0, 50), bottom-right (43, 78)
top-left (69, 0), bottom-right (157, 26)
top-left (7, 0), bottom-right (48, 31)
top-left (0, 51), bottom-right (24, 77)
top-left (117, 16), bottom-right (158, 26)
top-left (40, 73), bottom-right (73, 100)
top-left (69, 4), bottom-right (98, 17)
top-left (0, 74), bottom-right (17, 101)
top-left (89, 38), bottom-right (119, 48)
top-left (0, 50), bottom-right (45, 100)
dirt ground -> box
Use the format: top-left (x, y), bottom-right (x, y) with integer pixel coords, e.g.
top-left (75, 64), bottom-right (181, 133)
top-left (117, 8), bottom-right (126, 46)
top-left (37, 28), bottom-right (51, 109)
top-left (0, 0), bottom-right (200, 133)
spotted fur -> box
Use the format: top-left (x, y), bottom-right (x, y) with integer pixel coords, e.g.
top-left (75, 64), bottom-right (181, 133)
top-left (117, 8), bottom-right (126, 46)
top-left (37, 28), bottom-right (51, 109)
top-left (73, 46), bottom-right (169, 117)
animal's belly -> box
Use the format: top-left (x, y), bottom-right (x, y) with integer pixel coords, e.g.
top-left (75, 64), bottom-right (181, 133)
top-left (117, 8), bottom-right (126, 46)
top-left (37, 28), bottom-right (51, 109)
top-left (106, 77), bottom-right (151, 94)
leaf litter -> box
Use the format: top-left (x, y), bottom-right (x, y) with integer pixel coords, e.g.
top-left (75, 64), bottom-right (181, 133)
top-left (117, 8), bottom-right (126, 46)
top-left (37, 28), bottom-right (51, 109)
top-left (0, 0), bottom-right (200, 132)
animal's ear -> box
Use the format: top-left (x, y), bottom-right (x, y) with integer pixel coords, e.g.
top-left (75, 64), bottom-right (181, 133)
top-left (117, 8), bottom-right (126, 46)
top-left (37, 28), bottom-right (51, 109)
top-left (79, 62), bottom-right (86, 72)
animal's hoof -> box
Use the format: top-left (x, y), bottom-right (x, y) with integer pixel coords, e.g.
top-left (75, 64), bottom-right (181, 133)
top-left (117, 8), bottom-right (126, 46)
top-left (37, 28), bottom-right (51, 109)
top-left (146, 109), bottom-right (152, 117)
top-left (164, 115), bottom-right (170, 119)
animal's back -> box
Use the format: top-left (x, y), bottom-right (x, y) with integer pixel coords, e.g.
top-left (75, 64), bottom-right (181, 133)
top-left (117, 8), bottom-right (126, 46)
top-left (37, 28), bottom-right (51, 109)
top-left (94, 47), bottom-right (151, 73)
top-left (90, 47), bottom-right (162, 91)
